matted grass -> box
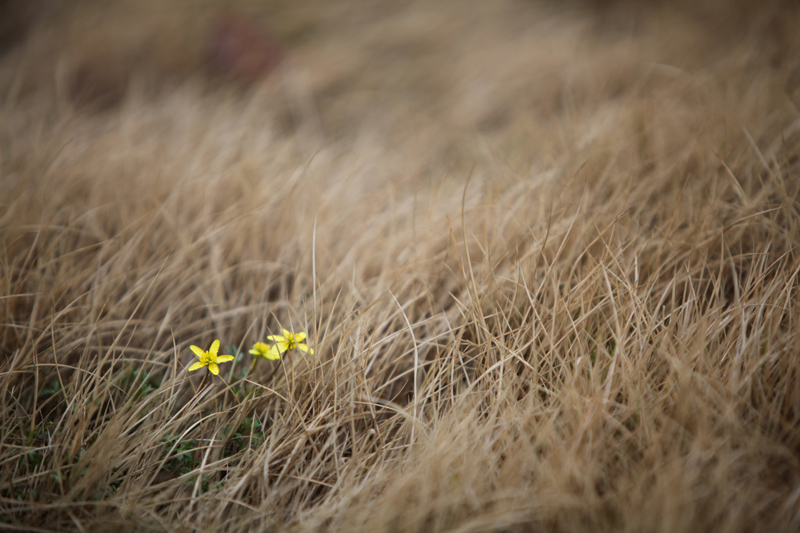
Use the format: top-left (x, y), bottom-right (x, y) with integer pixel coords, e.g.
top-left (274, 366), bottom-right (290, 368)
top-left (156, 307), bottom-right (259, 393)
top-left (2, 0), bottom-right (800, 531)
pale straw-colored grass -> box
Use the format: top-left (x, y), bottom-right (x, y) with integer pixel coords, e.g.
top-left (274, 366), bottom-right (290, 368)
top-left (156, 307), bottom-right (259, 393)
top-left (2, 0), bottom-right (800, 531)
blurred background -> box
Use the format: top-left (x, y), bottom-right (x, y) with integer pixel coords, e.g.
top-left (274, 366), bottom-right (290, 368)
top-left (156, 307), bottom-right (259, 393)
top-left (1, 0), bottom-right (797, 142)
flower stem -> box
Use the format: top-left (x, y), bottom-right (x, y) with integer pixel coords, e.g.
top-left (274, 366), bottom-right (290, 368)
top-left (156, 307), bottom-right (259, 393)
top-left (262, 356), bottom-right (284, 385)
top-left (198, 371), bottom-right (210, 392)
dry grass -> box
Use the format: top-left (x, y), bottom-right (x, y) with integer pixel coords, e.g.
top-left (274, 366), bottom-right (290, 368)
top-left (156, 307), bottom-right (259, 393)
top-left (2, 0), bottom-right (800, 531)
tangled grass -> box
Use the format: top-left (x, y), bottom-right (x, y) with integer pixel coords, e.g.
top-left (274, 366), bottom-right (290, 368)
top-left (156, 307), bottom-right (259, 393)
top-left (2, 0), bottom-right (800, 531)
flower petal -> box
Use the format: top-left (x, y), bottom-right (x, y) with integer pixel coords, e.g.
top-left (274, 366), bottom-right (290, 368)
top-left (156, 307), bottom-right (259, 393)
top-left (210, 340), bottom-right (220, 356)
top-left (208, 363), bottom-right (219, 375)
top-left (282, 329), bottom-right (292, 337)
top-left (266, 335), bottom-right (284, 342)
top-left (190, 345), bottom-right (205, 358)
top-left (298, 343), bottom-right (309, 352)
top-left (295, 332), bottom-right (306, 342)
top-left (274, 341), bottom-right (289, 353)
top-left (188, 361), bottom-right (205, 372)
top-left (216, 355), bottom-right (235, 363)
top-left (265, 346), bottom-right (281, 360)
top-left (248, 348), bottom-right (260, 356)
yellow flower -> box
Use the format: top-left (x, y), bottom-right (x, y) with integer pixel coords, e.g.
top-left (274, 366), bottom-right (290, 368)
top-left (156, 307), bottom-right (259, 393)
top-left (267, 329), bottom-right (314, 355)
top-left (249, 341), bottom-right (280, 360)
top-left (188, 340), bottom-right (234, 375)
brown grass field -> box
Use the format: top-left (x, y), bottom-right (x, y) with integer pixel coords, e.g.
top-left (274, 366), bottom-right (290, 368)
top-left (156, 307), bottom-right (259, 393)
top-left (2, 0), bottom-right (800, 531)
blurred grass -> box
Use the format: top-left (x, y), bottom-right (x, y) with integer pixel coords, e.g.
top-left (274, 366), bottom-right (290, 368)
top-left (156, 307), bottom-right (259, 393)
top-left (1, 0), bottom-right (800, 531)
